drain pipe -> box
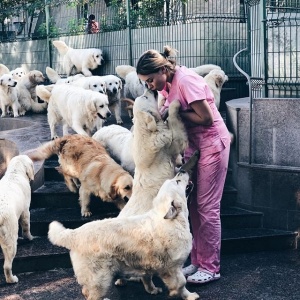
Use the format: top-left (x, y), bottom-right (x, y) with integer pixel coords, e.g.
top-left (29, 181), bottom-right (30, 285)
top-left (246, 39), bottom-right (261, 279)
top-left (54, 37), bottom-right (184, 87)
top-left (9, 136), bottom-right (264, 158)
top-left (45, 0), bottom-right (52, 68)
top-left (233, 48), bottom-right (253, 165)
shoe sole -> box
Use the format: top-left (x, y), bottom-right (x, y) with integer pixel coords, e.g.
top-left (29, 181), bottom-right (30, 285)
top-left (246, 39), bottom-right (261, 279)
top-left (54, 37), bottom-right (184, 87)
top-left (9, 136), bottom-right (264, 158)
top-left (187, 276), bottom-right (220, 284)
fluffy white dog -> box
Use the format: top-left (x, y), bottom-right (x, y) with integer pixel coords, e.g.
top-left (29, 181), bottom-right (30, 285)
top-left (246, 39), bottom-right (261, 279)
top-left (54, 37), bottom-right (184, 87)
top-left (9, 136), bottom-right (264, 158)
top-left (100, 75), bottom-right (123, 125)
top-left (204, 68), bottom-right (228, 110)
top-left (16, 70), bottom-right (47, 115)
top-left (93, 124), bottom-right (134, 174)
top-left (52, 40), bottom-right (103, 77)
top-left (36, 84), bottom-right (111, 139)
top-left (48, 171), bottom-right (199, 300)
top-left (0, 74), bottom-right (19, 117)
top-left (10, 67), bottom-right (27, 80)
top-left (0, 155), bottom-right (34, 283)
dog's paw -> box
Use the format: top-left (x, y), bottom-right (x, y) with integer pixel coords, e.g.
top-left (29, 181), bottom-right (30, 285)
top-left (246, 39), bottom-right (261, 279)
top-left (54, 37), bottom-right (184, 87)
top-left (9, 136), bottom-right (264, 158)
top-left (7, 275), bottom-right (18, 284)
top-left (149, 287), bottom-right (163, 295)
top-left (186, 292), bottom-right (200, 300)
top-left (115, 278), bottom-right (127, 286)
top-left (81, 210), bottom-right (92, 217)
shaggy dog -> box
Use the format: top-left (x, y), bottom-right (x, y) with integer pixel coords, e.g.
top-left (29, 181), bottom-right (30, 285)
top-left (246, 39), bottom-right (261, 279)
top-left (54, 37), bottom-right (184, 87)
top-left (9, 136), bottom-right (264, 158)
top-left (0, 74), bottom-right (19, 117)
top-left (92, 124), bottom-right (134, 175)
top-left (118, 89), bottom-right (188, 217)
top-left (10, 67), bottom-right (27, 80)
top-left (48, 171), bottom-right (199, 300)
top-left (52, 40), bottom-right (103, 77)
top-left (100, 75), bottom-right (123, 125)
top-left (36, 84), bottom-right (111, 139)
top-left (0, 155), bottom-right (34, 283)
top-left (46, 66), bottom-right (85, 84)
top-left (16, 70), bottom-right (47, 115)
top-left (204, 68), bottom-right (228, 110)
top-left (26, 134), bottom-right (133, 217)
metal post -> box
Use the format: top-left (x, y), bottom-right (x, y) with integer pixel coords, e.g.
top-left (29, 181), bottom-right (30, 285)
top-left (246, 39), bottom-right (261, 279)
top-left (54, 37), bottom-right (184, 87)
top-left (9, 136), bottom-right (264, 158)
top-left (45, 0), bottom-right (52, 68)
top-left (126, 0), bottom-right (133, 66)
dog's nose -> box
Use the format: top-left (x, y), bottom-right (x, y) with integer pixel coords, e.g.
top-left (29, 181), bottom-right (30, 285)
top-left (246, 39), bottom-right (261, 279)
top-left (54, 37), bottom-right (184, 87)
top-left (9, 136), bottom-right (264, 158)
top-left (106, 112), bottom-right (111, 118)
top-left (123, 196), bottom-right (129, 202)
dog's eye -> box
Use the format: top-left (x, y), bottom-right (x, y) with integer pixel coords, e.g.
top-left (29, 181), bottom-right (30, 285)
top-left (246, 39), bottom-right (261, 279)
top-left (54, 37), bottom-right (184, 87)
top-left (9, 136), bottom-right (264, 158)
top-left (93, 84), bottom-right (97, 88)
top-left (101, 84), bottom-right (104, 87)
top-left (96, 55), bottom-right (99, 58)
top-left (124, 185), bottom-right (131, 190)
top-left (109, 83), bottom-right (112, 85)
top-left (176, 180), bottom-right (181, 184)
top-left (100, 105), bottom-right (104, 108)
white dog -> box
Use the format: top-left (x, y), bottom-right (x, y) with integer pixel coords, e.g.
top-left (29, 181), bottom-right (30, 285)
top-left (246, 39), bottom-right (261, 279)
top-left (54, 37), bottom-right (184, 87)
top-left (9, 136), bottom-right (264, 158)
top-left (99, 75), bottom-right (123, 125)
top-left (0, 74), bottom-right (19, 117)
top-left (204, 68), bottom-right (228, 110)
top-left (0, 155), bottom-right (34, 283)
top-left (93, 124), bottom-right (134, 174)
top-left (48, 171), bottom-right (199, 300)
top-left (10, 67), bottom-right (27, 80)
top-left (16, 70), bottom-right (48, 115)
top-left (36, 84), bottom-right (111, 139)
top-left (52, 40), bottom-right (103, 77)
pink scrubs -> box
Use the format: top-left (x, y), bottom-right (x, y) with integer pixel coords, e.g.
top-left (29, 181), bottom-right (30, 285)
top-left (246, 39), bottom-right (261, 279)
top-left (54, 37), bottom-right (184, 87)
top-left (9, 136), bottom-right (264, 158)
top-left (163, 66), bottom-right (231, 273)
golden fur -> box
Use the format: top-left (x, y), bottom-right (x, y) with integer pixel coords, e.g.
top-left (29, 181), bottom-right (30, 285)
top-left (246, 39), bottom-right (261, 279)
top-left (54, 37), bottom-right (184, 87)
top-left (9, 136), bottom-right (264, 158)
top-left (26, 135), bottom-right (133, 217)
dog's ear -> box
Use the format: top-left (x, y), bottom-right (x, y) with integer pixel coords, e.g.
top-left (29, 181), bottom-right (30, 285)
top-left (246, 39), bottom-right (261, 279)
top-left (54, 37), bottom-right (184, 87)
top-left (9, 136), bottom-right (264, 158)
top-left (26, 161), bottom-right (35, 181)
top-left (164, 200), bottom-right (181, 219)
top-left (86, 98), bottom-right (97, 113)
top-left (110, 184), bottom-right (117, 200)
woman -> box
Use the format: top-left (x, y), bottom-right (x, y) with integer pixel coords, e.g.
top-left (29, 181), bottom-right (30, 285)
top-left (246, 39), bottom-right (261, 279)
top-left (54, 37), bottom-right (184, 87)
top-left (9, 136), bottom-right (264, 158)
top-left (136, 45), bottom-right (231, 284)
top-left (87, 14), bottom-right (99, 34)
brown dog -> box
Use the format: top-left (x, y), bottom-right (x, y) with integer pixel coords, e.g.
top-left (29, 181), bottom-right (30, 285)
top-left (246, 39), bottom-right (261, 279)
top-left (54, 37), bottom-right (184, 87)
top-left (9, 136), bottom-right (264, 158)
top-left (26, 135), bottom-right (133, 217)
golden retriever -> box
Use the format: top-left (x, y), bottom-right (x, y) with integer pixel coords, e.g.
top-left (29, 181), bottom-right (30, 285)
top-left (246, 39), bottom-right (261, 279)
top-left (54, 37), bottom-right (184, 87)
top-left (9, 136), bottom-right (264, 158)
top-left (26, 134), bottom-right (133, 217)
top-left (48, 170), bottom-right (199, 300)
top-left (52, 40), bottom-right (103, 77)
top-left (0, 155), bottom-right (34, 283)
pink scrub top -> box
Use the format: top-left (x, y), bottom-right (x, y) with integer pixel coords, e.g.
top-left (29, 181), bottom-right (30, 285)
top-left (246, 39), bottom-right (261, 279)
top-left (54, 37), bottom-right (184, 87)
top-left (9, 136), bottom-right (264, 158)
top-left (162, 66), bottom-right (230, 154)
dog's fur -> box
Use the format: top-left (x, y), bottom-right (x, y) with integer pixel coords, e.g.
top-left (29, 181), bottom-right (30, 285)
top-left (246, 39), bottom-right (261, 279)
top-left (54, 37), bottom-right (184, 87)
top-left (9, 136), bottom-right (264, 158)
top-left (48, 171), bottom-right (199, 300)
top-left (10, 67), bottom-right (27, 80)
top-left (204, 68), bottom-right (228, 110)
top-left (16, 70), bottom-right (47, 115)
top-left (52, 40), bottom-right (103, 77)
top-left (92, 125), bottom-right (134, 175)
top-left (46, 66), bottom-right (85, 84)
top-left (0, 155), bottom-right (34, 283)
top-left (70, 76), bottom-right (107, 94)
top-left (0, 64), bottom-right (10, 77)
top-left (36, 84), bottom-right (111, 139)
top-left (189, 64), bottom-right (221, 77)
top-left (119, 90), bottom-right (188, 217)
top-left (26, 135), bottom-right (133, 217)
top-left (0, 74), bottom-right (19, 117)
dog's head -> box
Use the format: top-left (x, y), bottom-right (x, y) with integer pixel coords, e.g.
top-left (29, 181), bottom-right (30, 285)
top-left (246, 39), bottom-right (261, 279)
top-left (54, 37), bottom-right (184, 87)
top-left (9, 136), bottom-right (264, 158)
top-left (10, 67), bottom-right (26, 79)
top-left (104, 75), bottom-right (122, 95)
top-left (28, 70), bottom-right (45, 84)
top-left (0, 74), bottom-right (17, 87)
top-left (86, 92), bottom-right (111, 120)
top-left (110, 172), bottom-right (133, 209)
top-left (7, 155), bottom-right (34, 181)
top-left (86, 76), bottom-right (106, 94)
top-left (92, 49), bottom-right (104, 66)
top-left (205, 69), bottom-right (228, 90)
top-left (153, 171), bottom-right (190, 220)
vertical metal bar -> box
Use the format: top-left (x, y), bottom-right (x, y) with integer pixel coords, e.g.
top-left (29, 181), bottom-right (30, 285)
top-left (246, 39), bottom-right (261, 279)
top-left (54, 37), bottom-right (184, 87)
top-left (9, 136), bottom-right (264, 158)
top-left (126, 0), bottom-right (133, 66)
top-left (262, 0), bottom-right (268, 97)
top-left (45, 0), bottom-right (52, 68)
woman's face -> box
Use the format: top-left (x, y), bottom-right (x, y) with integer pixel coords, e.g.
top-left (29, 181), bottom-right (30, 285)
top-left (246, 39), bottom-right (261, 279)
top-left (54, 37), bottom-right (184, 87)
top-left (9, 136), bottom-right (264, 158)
top-left (138, 68), bottom-right (167, 91)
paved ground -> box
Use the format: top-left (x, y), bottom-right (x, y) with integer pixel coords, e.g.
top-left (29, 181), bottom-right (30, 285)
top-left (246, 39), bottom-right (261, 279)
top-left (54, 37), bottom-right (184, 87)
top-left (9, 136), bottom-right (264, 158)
top-left (0, 249), bottom-right (299, 300)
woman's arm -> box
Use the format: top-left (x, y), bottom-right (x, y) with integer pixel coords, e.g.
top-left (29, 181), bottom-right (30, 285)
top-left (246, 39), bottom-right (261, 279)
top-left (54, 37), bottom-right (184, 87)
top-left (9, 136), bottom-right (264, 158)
top-left (180, 99), bottom-right (214, 126)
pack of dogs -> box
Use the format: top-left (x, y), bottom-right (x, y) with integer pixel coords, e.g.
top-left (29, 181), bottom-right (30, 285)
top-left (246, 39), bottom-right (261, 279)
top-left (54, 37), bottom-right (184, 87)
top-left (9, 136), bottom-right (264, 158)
top-left (0, 40), bottom-right (231, 299)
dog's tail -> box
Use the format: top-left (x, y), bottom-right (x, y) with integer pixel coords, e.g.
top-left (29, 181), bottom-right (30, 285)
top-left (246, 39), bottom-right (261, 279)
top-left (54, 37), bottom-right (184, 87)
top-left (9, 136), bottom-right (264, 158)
top-left (48, 221), bottom-right (74, 250)
top-left (52, 40), bottom-right (70, 56)
top-left (30, 99), bottom-right (48, 113)
top-left (46, 67), bottom-right (61, 83)
top-left (189, 64), bottom-right (221, 77)
top-left (36, 85), bottom-right (53, 103)
top-left (115, 65), bottom-right (136, 80)
top-left (25, 138), bottom-right (62, 161)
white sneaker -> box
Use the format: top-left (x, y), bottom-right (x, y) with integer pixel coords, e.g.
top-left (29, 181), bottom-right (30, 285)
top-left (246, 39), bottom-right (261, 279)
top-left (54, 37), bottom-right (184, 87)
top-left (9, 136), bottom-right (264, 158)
top-left (187, 268), bottom-right (220, 284)
top-left (182, 264), bottom-right (198, 277)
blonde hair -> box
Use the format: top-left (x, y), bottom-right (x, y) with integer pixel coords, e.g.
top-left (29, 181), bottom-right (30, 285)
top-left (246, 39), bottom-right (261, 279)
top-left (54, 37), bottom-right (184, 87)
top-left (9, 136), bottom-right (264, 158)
top-left (136, 45), bottom-right (178, 75)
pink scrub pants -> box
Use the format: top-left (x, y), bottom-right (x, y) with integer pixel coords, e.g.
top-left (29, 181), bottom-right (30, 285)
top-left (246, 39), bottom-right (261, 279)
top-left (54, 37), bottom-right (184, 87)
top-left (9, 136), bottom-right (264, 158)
top-left (185, 143), bottom-right (230, 274)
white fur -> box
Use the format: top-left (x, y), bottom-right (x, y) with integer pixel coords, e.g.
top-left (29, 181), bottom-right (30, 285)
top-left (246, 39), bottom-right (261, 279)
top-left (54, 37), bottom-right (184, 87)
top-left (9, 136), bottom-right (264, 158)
top-left (70, 76), bottom-right (107, 94)
top-left (0, 155), bottom-right (34, 283)
top-left (92, 125), bottom-right (134, 174)
top-left (0, 74), bottom-right (19, 117)
top-left (10, 67), bottom-right (27, 80)
top-left (204, 69), bottom-right (228, 110)
top-left (0, 64), bottom-right (10, 77)
top-left (46, 66), bottom-right (85, 84)
top-left (48, 171), bottom-right (199, 300)
top-left (189, 64), bottom-right (221, 77)
top-left (53, 40), bottom-right (103, 77)
top-left (36, 84), bottom-right (111, 139)
top-left (16, 70), bottom-right (47, 115)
